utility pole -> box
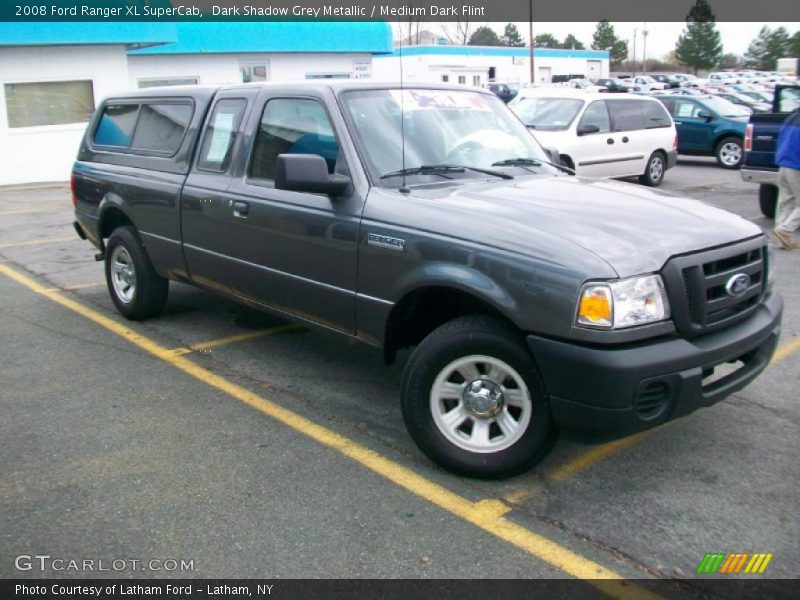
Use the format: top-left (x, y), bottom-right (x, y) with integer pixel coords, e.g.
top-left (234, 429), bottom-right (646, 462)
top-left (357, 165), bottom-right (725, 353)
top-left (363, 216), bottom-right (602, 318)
top-left (632, 28), bottom-right (638, 77)
top-left (529, 1), bottom-right (535, 84)
top-left (642, 24), bottom-right (648, 74)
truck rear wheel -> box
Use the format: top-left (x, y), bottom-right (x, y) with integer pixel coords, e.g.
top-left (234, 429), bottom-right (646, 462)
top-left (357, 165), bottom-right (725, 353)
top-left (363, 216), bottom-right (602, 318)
top-left (400, 316), bottom-right (557, 479)
top-left (759, 184), bottom-right (778, 219)
top-left (105, 226), bottom-right (168, 320)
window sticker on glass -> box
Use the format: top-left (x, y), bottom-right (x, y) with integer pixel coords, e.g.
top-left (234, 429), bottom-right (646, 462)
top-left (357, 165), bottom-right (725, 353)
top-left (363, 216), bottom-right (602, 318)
top-left (676, 102), bottom-right (695, 118)
top-left (388, 90), bottom-right (490, 111)
top-left (206, 112), bottom-right (235, 163)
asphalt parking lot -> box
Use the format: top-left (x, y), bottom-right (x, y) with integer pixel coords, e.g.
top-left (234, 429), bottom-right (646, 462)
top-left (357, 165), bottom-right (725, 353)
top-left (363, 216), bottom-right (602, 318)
top-left (1, 160), bottom-right (798, 596)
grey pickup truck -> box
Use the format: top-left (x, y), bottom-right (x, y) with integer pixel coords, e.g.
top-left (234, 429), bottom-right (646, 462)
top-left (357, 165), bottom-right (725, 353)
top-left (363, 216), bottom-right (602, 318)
top-left (73, 82), bottom-right (783, 478)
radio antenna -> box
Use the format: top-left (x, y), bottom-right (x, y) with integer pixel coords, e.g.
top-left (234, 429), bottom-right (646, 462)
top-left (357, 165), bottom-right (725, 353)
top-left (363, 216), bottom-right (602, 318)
top-left (398, 41), bottom-right (410, 194)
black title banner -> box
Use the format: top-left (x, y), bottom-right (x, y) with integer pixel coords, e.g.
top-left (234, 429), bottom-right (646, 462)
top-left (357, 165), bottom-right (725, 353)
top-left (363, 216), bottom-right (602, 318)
top-left (2, 579), bottom-right (800, 600)
top-left (3, 0), bottom-right (800, 22)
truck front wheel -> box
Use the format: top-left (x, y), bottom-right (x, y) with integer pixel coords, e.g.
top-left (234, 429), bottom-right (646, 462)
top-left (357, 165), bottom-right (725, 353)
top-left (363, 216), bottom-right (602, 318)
top-left (105, 226), bottom-right (168, 320)
top-left (759, 184), bottom-right (778, 219)
top-left (400, 316), bottom-right (557, 478)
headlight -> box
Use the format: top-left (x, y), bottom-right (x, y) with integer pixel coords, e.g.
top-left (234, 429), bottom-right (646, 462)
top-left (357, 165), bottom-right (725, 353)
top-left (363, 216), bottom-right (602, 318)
top-left (577, 274), bottom-right (670, 329)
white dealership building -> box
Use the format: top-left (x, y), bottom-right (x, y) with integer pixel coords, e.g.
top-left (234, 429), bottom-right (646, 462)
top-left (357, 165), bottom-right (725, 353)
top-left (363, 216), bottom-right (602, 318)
top-left (0, 22), bottom-right (392, 185)
top-left (373, 45), bottom-right (610, 87)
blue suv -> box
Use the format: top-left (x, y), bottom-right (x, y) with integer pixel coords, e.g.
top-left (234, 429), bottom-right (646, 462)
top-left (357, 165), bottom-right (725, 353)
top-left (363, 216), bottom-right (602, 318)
top-left (655, 95), bottom-right (750, 168)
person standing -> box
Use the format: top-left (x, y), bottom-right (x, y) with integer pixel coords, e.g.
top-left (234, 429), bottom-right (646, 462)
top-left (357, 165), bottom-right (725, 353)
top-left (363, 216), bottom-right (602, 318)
top-left (773, 105), bottom-right (800, 250)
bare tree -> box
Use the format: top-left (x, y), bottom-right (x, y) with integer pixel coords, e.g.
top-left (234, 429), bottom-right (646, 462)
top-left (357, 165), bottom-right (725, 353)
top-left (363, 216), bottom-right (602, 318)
top-left (394, 1), bottom-right (423, 46)
top-left (441, 20), bottom-right (473, 46)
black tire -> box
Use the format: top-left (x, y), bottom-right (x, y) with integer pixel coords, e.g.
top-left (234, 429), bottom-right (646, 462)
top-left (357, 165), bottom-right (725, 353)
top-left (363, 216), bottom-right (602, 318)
top-left (104, 225), bottom-right (168, 320)
top-left (400, 315), bottom-right (557, 479)
top-left (715, 136), bottom-right (744, 169)
top-left (759, 184), bottom-right (778, 219)
top-left (639, 151), bottom-right (666, 186)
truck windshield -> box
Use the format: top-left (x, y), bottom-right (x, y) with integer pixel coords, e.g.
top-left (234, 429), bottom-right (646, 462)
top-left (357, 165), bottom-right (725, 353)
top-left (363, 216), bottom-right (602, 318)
top-left (341, 88), bottom-right (553, 183)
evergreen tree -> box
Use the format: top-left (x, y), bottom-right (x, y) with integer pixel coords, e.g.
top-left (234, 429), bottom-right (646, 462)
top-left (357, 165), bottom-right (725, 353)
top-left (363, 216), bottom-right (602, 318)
top-left (591, 20), bottom-right (629, 68)
top-left (562, 34), bottom-right (585, 50)
top-left (790, 31), bottom-right (800, 59)
top-left (468, 26), bottom-right (502, 47)
top-left (744, 26), bottom-right (791, 69)
top-left (535, 33), bottom-right (560, 49)
top-left (502, 23), bottom-right (525, 47)
top-left (674, 0), bottom-right (723, 74)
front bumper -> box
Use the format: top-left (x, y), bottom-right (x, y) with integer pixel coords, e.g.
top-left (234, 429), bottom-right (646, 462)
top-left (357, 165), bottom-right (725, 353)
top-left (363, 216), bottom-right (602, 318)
top-left (740, 167), bottom-right (778, 186)
top-left (527, 291), bottom-right (782, 435)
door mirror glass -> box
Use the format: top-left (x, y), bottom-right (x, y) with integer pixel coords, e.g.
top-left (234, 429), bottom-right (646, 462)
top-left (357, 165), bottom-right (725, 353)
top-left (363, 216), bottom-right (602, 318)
top-left (577, 123), bottom-right (600, 135)
top-left (275, 154), bottom-right (350, 196)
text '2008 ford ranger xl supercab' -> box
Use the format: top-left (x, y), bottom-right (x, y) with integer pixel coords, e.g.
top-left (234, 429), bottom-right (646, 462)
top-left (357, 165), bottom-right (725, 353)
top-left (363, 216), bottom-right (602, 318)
top-left (73, 82), bottom-right (783, 478)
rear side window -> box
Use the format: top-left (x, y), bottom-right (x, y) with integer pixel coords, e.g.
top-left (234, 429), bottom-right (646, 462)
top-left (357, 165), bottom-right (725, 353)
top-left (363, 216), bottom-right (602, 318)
top-left (607, 100), bottom-right (646, 132)
top-left (250, 98), bottom-right (340, 181)
top-left (94, 100), bottom-right (193, 154)
top-left (130, 103), bottom-right (193, 154)
top-left (641, 100), bottom-right (671, 129)
top-left (578, 100), bottom-right (610, 133)
top-left (94, 104), bottom-right (139, 147)
top-left (197, 99), bottom-right (247, 172)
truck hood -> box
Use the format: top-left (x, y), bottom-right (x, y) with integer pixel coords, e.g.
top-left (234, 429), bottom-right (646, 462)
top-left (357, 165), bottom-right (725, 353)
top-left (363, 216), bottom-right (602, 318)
top-left (413, 174), bottom-right (762, 277)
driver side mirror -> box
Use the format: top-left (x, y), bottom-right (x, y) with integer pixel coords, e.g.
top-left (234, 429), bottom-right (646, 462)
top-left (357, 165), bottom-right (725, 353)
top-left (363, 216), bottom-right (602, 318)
top-left (544, 147), bottom-right (561, 165)
top-left (696, 109), bottom-right (714, 121)
top-left (577, 124), bottom-right (600, 136)
top-left (275, 154), bottom-right (350, 196)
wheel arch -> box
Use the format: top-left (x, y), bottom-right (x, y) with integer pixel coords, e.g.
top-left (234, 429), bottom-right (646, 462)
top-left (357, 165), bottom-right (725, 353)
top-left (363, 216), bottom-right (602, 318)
top-left (382, 267), bottom-right (522, 364)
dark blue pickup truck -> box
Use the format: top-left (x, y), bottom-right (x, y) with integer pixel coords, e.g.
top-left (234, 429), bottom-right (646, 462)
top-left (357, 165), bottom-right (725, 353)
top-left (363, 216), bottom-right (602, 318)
top-left (741, 85), bottom-right (800, 217)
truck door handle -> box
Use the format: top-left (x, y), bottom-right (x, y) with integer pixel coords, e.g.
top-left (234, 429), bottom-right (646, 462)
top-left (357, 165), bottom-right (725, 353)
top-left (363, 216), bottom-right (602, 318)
top-left (233, 201), bottom-right (249, 218)
top-left (622, 136), bottom-right (629, 143)
top-left (607, 138), bottom-right (615, 145)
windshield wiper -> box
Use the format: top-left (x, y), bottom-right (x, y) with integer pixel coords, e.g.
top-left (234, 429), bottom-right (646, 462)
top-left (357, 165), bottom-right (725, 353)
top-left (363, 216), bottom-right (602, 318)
top-left (380, 164), bottom-right (513, 180)
top-left (492, 157), bottom-right (575, 175)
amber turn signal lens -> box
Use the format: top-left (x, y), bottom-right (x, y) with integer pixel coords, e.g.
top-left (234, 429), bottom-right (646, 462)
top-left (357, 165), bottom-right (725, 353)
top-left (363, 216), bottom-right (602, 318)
top-left (578, 286), bottom-right (613, 327)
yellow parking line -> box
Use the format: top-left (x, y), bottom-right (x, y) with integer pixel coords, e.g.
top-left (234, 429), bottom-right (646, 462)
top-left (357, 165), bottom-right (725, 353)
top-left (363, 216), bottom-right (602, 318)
top-left (0, 262), bottom-right (660, 599)
top-left (549, 430), bottom-right (656, 483)
top-left (0, 208), bottom-right (51, 216)
top-left (771, 336), bottom-right (800, 364)
top-left (185, 324), bottom-right (303, 353)
top-left (44, 282), bottom-right (105, 292)
top-left (0, 236), bottom-right (74, 250)
top-left (504, 489), bottom-right (534, 505)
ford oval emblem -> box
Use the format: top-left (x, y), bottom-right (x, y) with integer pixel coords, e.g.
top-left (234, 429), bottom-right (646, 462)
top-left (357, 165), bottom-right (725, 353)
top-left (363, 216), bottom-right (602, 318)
top-left (725, 273), bottom-right (750, 297)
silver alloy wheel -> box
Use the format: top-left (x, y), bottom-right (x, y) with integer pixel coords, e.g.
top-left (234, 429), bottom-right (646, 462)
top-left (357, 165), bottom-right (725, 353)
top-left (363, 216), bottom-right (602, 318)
top-left (719, 142), bottom-right (742, 166)
top-left (430, 355), bottom-right (532, 454)
top-left (110, 245), bottom-right (136, 304)
top-left (649, 155), bottom-right (664, 182)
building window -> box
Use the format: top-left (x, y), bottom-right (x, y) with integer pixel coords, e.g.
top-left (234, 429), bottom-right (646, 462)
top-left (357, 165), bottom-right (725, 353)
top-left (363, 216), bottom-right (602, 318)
top-left (472, 75), bottom-right (481, 86)
top-left (138, 78), bottom-right (199, 89)
top-left (241, 63), bottom-right (268, 83)
top-left (198, 99), bottom-right (247, 172)
top-left (305, 73), bottom-right (351, 79)
top-left (250, 98), bottom-right (339, 181)
top-left (458, 75), bottom-right (466, 85)
top-left (441, 75), bottom-right (449, 83)
top-left (4, 80), bottom-right (94, 128)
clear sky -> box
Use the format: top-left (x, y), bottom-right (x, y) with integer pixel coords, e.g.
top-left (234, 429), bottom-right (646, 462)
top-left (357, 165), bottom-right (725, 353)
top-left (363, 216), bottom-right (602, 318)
top-left (420, 22), bottom-right (800, 60)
